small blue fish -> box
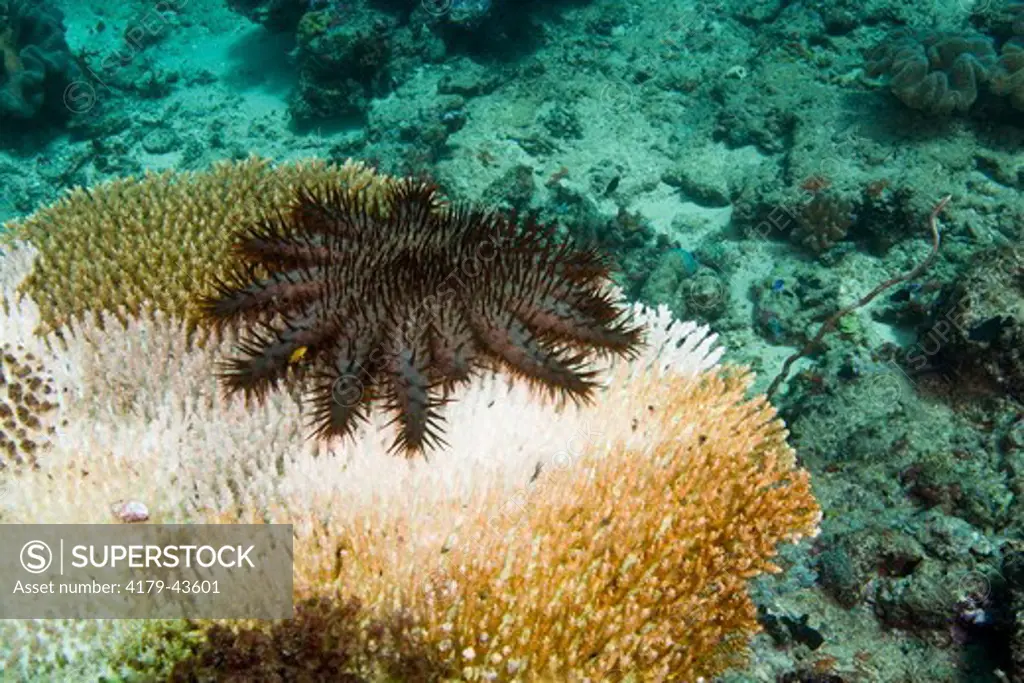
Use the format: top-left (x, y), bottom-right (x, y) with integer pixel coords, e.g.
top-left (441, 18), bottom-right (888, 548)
top-left (674, 249), bottom-right (700, 277)
top-left (889, 282), bottom-right (922, 303)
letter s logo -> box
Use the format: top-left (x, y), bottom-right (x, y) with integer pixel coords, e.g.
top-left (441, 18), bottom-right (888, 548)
top-left (21, 541), bottom-right (53, 574)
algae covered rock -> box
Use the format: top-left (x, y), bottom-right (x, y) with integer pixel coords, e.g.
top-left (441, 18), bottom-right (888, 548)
top-left (290, 6), bottom-right (393, 123)
top-left (0, 0), bottom-right (80, 125)
top-left (640, 248), bottom-right (729, 323)
top-left (917, 245), bottom-right (1024, 401)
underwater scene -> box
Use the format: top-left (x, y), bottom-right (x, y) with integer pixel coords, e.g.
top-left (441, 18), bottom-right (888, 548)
top-left (0, 0), bottom-right (1022, 680)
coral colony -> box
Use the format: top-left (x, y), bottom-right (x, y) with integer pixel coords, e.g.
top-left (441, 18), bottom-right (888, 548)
top-left (1, 0), bottom-right (1023, 680)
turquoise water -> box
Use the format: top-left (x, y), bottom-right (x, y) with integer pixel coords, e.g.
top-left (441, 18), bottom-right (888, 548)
top-left (1, 0), bottom-right (1023, 680)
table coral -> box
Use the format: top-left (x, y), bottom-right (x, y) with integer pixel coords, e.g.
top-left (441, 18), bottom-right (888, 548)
top-left (865, 29), bottom-right (998, 115)
top-left (0, 342), bottom-right (59, 467)
top-left (0, 156), bottom-right (395, 337)
top-left (0, 244), bottom-right (61, 469)
top-left (0, 263), bottom-right (821, 679)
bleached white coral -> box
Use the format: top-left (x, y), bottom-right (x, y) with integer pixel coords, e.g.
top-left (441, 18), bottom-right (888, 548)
top-left (0, 245), bottom-right (818, 681)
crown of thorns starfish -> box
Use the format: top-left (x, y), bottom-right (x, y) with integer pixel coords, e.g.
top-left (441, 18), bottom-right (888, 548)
top-left (199, 179), bottom-right (644, 455)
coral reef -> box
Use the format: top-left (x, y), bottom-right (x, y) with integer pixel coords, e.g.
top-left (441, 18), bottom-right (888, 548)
top-left (639, 247), bottom-right (730, 322)
top-left (737, 179), bottom-right (925, 260)
top-left (202, 178), bottom-right (642, 453)
top-left (382, 367), bottom-right (819, 680)
top-left (1001, 541), bottom-right (1024, 683)
top-left (290, 5), bottom-right (394, 123)
top-left (914, 245), bottom-right (1024, 401)
top-left (0, 243), bottom-right (820, 679)
top-left (994, 38), bottom-right (1024, 110)
top-left (225, 0), bottom-right (308, 33)
top-left (791, 191), bottom-right (856, 254)
top-left (0, 0), bottom-right (79, 126)
top-left (865, 30), bottom-right (998, 115)
top-left (226, 1), bottom-right (455, 124)
top-left (0, 156), bottom-right (396, 336)
top-left (5, 0), bottom-right (1022, 676)
top-left (1011, 0), bottom-right (1024, 36)
top-left (446, 0), bottom-right (494, 27)
top-left (752, 275), bottom-right (807, 346)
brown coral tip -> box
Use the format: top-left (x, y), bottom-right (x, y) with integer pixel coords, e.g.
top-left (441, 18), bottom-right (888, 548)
top-left (198, 178), bottom-right (644, 455)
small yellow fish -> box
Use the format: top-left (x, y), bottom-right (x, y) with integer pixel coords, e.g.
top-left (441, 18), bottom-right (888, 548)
top-left (289, 346), bottom-right (308, 364)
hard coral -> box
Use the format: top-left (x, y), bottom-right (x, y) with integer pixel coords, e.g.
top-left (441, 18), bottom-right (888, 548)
top-left (405, 370), bottom-right (819, 680)
top-left (178, 356), bottom-right (824, 681)
top-left (0, 342), bottom-right (58, 467)
top-left (0, 243), bottom-right (821, 680)
top-left (866, 29), bottom-right (998, 115)
top-left (792, 191), bottom-right (855, 253)
top-left (0, 243), bottom-right (61, 470)
top-left (201, 178), bottom-right (643, 454)
top-left (0, 156), bottom-right (395, 337)
top-left (169, 597), bottom-right (442, 682)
